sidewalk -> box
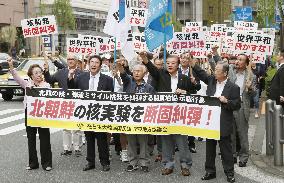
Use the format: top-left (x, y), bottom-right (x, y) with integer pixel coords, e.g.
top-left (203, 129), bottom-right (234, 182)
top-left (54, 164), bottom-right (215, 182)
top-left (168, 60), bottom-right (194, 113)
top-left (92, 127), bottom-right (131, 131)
top-left (249, 99), bottom-right (284, 179)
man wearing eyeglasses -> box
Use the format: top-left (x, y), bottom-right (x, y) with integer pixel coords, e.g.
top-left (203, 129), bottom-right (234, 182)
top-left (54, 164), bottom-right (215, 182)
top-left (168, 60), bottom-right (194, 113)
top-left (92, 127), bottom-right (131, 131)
top-left (44, 54), bottom-right (83, 157)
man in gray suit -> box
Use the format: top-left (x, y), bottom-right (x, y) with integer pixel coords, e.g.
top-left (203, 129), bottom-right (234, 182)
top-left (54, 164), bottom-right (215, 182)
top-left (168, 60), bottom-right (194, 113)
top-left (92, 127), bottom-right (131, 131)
top-left (228, 54), bottom-right (256, 167)
top-left (44, 54), bottom-right (83, 157)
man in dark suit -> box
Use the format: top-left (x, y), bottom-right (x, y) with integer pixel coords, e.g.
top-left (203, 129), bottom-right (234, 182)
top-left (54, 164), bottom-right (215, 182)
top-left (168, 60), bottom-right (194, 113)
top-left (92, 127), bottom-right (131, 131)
top-left (44, 54), bottom-right (83, 157)
top-left (179, 53), bottom-right (201, 153)
top-left (68, 55), bottom-right (114, 172)
top-left (141, 52), bottom-right (200, 176)
top-left (269, 49), bottom-right (284, 107)
top-left (192, 61), bottom-right (241, 183)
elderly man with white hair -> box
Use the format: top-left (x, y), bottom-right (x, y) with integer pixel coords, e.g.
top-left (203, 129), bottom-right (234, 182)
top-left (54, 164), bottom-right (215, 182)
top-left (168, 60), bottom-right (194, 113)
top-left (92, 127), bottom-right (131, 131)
top-left (116, 60), bottom-right (155, 173)
top-left (44, 54), bottom-right (83, 157)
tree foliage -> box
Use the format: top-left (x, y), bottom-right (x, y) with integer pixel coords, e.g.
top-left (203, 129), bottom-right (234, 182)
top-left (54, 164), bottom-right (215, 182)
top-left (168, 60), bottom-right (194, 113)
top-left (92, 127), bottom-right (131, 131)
top-left (0, 26), bottom-right (17, 50)
top-left (52, 0), bottom-right (76, 33)
top-left (257, 0), bottom-right (284, 27)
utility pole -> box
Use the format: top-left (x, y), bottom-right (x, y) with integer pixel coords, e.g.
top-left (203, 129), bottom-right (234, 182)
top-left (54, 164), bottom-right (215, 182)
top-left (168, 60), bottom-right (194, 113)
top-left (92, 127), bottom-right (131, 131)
top-left (183, 0), bottom-right (186, 24)
top-left (23, 0), bottom-right (31, 56)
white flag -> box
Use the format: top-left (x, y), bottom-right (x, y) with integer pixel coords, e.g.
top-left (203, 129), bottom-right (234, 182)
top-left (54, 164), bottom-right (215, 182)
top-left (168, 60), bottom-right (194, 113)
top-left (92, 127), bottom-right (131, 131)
top-left (104, 0), bottom-right (136, 62)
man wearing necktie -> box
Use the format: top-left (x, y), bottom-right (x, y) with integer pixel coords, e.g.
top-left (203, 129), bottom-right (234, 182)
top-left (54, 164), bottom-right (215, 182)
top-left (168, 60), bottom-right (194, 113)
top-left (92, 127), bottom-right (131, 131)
top-left (192, 61), bottom-right (241, 183)
top-left (68, 55), bottom-right (114, 172)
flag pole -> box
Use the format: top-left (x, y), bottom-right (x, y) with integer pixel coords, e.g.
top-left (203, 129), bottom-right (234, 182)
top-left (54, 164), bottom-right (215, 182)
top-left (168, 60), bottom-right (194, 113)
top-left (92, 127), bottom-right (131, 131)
top-left (163, 13), bottom-right (167, 65)
top-left (114, 37), bottom-right (117, 63)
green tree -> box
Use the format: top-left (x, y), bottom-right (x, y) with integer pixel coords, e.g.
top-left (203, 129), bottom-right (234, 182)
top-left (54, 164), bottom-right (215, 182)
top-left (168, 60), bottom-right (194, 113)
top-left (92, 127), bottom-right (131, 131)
top-left (0, 26), bottom-right (17, 53)
top-left (257, 0), bottom-right (284, 27)
top-left (172, 15), bottom-right (183, 32)
top-left (52, 0), bottom-right (76, 54)
top-left (256, 0), bottom-right (275, 27)
top-left (52, 0), bottom-right (76, 32)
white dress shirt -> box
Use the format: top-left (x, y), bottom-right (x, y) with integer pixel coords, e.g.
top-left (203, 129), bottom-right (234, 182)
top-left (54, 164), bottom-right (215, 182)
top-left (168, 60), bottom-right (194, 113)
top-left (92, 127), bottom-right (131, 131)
top-left (214, 79), bottom-right (227, 97)
top-left (170, 72), bottom-right (179, 93)
top-left (235, 71), bottom-right (245, 96)
top-left (181, 67), bottom-right (189, 76)
top-left (89, 72), bottom-right (100, 91)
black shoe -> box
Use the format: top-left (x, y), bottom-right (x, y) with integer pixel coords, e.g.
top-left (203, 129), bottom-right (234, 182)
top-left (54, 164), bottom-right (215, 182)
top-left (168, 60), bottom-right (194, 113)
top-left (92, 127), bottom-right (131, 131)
top-left (126, 165), bottom-right (139, 172)
top-left (141, 166), bottom-right (149, 172)
top-left (234, 157), bottom-right (237, 164)
top-left (189, 147), bottom-right (197, 153)
top-left (201, 172), bottom-right (216, 180)
top-left (74, 150), bottom-right (82, 157)
top-left (238, 161), bottom-right (247, 167)
top-left (102, 165), bottom-right (110, 171)
top-left (198, 137), bottom-right (203, 141)
top-left (83, 164), bottom-right (95, 171)
top-left (61, 150), bottom-right (72, 156)
top-left (227, 175), bottom-right (236, 183)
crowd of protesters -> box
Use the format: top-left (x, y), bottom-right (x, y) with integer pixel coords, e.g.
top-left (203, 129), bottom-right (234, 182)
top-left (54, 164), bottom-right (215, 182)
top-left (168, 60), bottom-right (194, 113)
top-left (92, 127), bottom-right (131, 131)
top-left (6, 46), bottom-right (284, 183)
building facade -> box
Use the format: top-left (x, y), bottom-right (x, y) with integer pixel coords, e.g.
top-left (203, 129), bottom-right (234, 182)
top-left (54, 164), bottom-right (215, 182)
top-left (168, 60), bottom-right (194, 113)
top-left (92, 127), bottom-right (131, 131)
top-left (174, 0), bottom-right (232, 26)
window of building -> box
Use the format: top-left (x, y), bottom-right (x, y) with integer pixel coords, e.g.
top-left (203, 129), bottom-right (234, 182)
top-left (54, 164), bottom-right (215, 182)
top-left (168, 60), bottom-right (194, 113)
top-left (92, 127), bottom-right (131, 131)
top-left (209, 6), bottom-right (213, 14)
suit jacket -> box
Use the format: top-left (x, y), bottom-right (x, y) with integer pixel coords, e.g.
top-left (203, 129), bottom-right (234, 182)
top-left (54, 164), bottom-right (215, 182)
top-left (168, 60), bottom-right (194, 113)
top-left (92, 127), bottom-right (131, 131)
top-left (178, 67), bottom-right (201, 94)
top-left (193, 65), bottom-right (241, 137)
top-left (228, 65), bottom-right (256, 120)
top-left (67, 71), bottom-right (114, 92)
top-left (144, 61), bottom-right (200, 93)
top-left (120, 72), bottom-right (155, 94)
top-left (44, 68), bottom-right (82, 90)
top-left (269, 64), bottom-right (284, 105)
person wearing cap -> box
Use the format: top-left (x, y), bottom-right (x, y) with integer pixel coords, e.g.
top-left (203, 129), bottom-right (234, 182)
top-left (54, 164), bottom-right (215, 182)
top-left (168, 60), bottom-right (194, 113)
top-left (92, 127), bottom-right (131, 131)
top-left (44, 54), bottom-right (83, 157)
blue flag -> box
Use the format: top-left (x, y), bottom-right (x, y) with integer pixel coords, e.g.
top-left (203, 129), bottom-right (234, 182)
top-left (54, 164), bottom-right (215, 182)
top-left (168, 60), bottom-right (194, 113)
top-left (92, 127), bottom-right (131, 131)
top-left (119, 0), bottom-right (126, 22)
top-left (145, 0), bottom-right (173, 52)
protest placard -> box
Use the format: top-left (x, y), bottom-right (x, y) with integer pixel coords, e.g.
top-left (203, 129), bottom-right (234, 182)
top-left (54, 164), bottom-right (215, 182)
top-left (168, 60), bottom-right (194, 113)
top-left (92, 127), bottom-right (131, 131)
top-left (132, 32), bottom-right (146, 51)
top-left (129, 8), bottom-right (148, 27)
top-left (26, 88), bottom-right (221, 140)
top-left (21, 15), bottom-right (58, 38)
top-left (67, 37), bottom-right (98, 55)
top-left (234, 21), bottom-right (258, 31)
top-left (233, 32), bottom-right (275, 56)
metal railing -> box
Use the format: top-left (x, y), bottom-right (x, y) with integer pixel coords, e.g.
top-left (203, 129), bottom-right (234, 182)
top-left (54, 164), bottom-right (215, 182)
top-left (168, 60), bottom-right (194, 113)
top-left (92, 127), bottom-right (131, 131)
top-left (265, 99), bottom-right (284, 166)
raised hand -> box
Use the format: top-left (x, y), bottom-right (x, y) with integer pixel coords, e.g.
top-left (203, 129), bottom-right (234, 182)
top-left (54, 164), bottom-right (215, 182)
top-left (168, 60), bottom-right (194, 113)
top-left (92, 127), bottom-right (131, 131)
top-left (7, 57), bottom-right (14, 70)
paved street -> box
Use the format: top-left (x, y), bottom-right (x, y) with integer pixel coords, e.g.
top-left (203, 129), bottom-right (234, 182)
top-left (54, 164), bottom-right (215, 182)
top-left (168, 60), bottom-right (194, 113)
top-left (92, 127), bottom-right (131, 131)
top-left (0, 97), bottom-right (283, 183)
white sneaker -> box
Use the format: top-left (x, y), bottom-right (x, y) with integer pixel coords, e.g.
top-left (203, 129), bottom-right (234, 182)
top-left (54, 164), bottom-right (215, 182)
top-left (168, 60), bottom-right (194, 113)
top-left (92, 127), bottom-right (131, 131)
top-left (255, 113), bottom-right (259, 118)
top-left (120, 150), bottom-right (129, 162)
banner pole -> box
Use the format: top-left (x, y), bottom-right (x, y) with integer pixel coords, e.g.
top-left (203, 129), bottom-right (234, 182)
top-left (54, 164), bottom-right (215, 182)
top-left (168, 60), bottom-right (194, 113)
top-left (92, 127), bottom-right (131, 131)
top-left (114, 37), bottom-right (117, 63)
top-left (164, 33), bottom-right (166, 65)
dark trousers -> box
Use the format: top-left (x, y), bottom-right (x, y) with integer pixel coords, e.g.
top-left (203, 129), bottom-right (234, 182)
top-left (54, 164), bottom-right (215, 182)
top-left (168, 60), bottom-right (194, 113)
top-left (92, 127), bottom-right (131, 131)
top-left (85, 131), bottom-right (110, 166)
top-left (188, 136), bottom-right (196, 148)
top-left (113, 133), bottom-right (122, 153)
top-left (26, 126), bottom-right (52, 168)
top-left (205, 136), bottom-right (234, 176)
top-left (25, 109), bottom-right (52, 168)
